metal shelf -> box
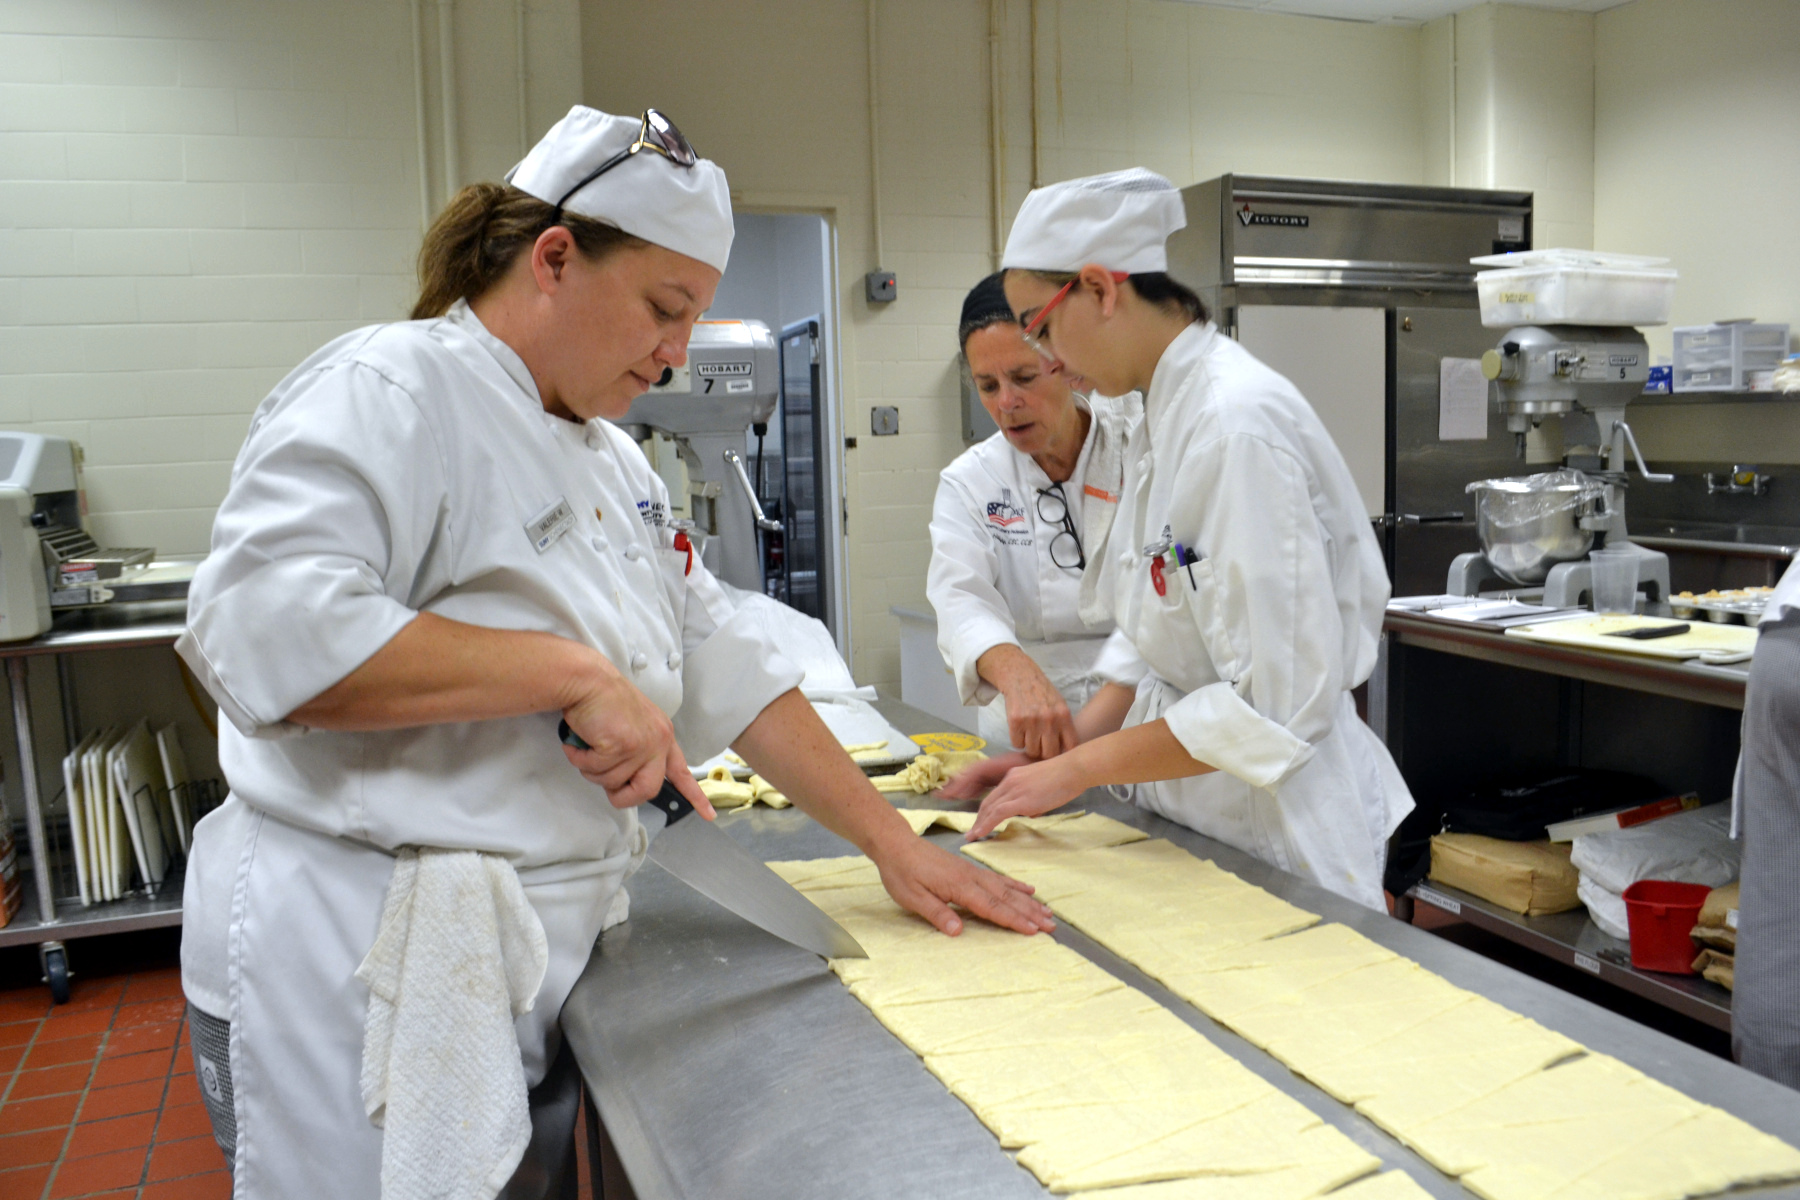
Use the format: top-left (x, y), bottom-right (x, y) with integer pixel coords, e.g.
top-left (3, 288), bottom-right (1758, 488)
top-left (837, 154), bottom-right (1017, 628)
top-left (1634, 389), bottom-right (1799, 407)
top-left (1409, 879), bottom-right (1732, 1032)
top-left (0, 862), bottom-right (186, 949)
top-left (1383, 610), bottom-right (1749, 710)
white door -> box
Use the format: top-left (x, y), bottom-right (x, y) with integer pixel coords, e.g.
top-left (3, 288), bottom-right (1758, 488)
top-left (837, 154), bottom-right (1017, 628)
top-left (1235, 306), bottom-right (1387, 520)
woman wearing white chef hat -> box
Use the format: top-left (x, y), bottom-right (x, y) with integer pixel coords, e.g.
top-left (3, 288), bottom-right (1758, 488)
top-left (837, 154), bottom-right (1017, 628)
top-left (926, 272), bottom-right (1137, 759)
top-left (176, 105), bottom-right (1053, 1200)
top-left (947, 168), bottom-right (1414, 911)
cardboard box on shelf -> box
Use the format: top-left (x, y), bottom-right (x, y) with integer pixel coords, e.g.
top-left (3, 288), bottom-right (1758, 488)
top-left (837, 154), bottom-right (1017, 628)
top-left (1429, 833), bottom-right (1582, 916)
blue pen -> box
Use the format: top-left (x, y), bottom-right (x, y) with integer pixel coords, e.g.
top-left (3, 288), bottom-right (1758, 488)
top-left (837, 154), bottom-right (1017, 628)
top-left (1174, 542), bottom-right (1197, 590)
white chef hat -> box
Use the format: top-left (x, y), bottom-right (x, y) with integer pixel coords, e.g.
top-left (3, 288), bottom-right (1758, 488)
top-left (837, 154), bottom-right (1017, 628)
top-left (1001, 168), bottom-right (1186, 275)
top-left (506, 105), bottom-right (734, 273)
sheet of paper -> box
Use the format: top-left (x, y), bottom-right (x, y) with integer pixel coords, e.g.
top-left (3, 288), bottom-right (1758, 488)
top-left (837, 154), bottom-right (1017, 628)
top-left (1438, 357), bottom-right (1489, 441)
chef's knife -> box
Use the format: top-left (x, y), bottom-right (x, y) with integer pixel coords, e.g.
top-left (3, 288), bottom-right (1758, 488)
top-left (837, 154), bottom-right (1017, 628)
top-left (559, 721), bottom-right (867, 959)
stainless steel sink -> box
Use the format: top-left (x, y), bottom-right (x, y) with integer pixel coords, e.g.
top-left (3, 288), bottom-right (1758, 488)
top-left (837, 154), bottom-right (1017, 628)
top-left (1633, 520), bottom-right (1800, 554)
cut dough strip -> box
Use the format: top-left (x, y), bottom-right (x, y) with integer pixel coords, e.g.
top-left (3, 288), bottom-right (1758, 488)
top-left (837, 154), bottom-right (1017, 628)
top-left (770, 854), bottom-right (1378, 1195)
top-left (954, 822), bottom-right (1800, 1200)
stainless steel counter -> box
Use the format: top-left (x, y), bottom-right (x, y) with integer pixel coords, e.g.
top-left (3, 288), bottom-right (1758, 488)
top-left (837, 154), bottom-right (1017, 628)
top-left (561, 700), bottom-right (1800, 1200)
top-left (1383, 610), bottom-right (1750, 710)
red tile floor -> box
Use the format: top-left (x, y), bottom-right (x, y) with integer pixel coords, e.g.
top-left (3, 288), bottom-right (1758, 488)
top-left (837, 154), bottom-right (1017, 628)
top-left (0, 964), bottom-right (225, 1200)
top-left (0, 935), bottom-right (596, 1200)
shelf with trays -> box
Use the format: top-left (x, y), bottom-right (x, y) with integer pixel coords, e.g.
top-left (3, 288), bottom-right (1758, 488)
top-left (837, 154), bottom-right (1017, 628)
top-left (0, 600), bottom-right (213, 1002)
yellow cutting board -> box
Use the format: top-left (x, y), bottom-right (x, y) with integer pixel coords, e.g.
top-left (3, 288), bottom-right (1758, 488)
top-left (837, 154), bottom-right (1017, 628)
top-left (1506, 614), bottom-right (1757, 662)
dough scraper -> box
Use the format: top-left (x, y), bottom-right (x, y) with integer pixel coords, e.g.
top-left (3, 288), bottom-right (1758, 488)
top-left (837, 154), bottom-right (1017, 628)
top-left (559, 721), bottom-right (867, 959)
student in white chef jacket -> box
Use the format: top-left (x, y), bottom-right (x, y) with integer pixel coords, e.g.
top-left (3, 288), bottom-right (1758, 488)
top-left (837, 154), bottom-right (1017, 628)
top-left (947, 169), bottom-right (1413, 911)
top-left (175, 106), bottom-right (1053, 1200)
top-left (928, 273), bottom-right (1135, 758)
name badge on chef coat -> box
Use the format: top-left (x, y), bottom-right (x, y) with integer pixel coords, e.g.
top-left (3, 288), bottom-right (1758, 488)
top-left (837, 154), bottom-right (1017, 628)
top-left (526, 497), bottom-right (576, 554)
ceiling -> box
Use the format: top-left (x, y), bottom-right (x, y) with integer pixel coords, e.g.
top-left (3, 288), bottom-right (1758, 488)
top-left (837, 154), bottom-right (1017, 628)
top-left (1175, 0), bottom-right (1633, 24)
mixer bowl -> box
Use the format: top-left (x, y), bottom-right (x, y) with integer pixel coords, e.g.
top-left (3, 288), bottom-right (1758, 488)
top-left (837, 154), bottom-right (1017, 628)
top-left (1467, 470), bottom-right (1606, 585)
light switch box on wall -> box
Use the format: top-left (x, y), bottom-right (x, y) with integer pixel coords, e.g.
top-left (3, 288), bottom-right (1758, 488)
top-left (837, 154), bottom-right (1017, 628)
top-left (871, 406), bottom-right (899, 436)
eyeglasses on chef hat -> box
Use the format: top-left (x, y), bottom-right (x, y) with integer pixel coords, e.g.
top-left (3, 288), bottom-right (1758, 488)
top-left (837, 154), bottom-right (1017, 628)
top-left (507, 105), bottom-right (735, 273)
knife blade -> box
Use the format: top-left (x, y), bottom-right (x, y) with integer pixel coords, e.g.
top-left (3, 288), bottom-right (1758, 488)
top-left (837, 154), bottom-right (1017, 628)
top-left (559, 721), bottom-right (867, 959)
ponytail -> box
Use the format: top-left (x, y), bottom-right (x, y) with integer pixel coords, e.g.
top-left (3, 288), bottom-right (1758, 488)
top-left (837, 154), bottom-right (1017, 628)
top-left (411, 183), bottom-right (647, 320)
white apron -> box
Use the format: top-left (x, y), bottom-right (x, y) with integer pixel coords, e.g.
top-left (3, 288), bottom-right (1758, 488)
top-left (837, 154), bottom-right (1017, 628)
top-left (1098, 324), bottom-right (1412, 910)
top-left (177, 301), bottom-right (801, 1197)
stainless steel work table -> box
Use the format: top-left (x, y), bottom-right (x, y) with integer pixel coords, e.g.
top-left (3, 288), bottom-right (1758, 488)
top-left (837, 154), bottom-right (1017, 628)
top-left (1382, 610), bottom-right (1751, 711)
top-left (560, 701), bottom-right (1800, 1200)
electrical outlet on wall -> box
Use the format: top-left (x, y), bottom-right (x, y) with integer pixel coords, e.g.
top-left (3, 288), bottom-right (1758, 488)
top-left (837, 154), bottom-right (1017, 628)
top-left (871, 406), bottom-right (899, 436)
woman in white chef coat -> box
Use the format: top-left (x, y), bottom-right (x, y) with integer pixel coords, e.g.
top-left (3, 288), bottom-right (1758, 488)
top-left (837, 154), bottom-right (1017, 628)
top-left (927, 273), bottom-right (1133, 758)
top-left (947, 169), bottom-right (1413, 910)
top-left (176, 106), bottom-right (1053, 1200)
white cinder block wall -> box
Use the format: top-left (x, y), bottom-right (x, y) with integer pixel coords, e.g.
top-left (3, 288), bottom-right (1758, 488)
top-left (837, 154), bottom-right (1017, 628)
top-left (0, 0), bottom-right (581, 556)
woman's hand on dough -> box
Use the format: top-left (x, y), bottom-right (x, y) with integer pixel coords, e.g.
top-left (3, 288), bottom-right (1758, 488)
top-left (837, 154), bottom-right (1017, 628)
top-left (964, 756), bottom-right (1085, 841)
top-left (562, 664), bottom-right (715, 818)
top-left (873, 836), bottom-right (1054, 937)
top-left (934, 750), bottom-right (1032, 800)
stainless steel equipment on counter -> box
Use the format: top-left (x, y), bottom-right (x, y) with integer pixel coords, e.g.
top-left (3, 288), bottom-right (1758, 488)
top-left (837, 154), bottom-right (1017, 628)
top-left (1465, 470), bottom-right (1606, 585)
top-left (1449, 318), bottom-right (1674, 607)
top-left (619, 320), bottom-right (778, 594)
top-left (0, 433), bottom-right (159, 642)
top-left (1166, 176), bottom-right (1536, 595)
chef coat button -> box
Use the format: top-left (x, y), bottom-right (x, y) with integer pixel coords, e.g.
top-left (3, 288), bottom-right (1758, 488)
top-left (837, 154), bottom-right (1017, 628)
top-left (629, 651), bottom-right (648, 672)
top-left (590, 536), bottom-right (605, 552)
top-left (585, 430), bottom-right (601, 450)
top-left (624, 544), bottom-right (643, 562)
top-left (666, 651), bottom-right (682, 670)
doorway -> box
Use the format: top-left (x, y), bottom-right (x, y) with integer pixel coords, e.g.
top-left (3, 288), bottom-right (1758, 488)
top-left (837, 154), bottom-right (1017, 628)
top-left (705, 212), bottom-right (847, 650)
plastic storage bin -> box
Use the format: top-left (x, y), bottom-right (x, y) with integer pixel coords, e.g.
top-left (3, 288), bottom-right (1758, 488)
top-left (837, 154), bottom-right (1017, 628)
top-left (1673, 323), bottom-right (1791, 393)
top-left (1621, 879), bottom-right (1711, 973)
top-left (1472, 249), bottom-right (1678, 329)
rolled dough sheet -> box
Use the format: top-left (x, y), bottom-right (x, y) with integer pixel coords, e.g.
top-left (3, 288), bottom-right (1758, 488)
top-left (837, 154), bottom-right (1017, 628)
top-left (961, 830), bottom-right (1800, 1200)
top-left (1019, 1108), bottom-right (1371, 1194)
top-left (1324, 1172), bottom-right (1437, 1200)
top-left (1400, 1054), bottom-right (1800, 1198)
top-left (1070, 1158), bottom-right (1384, 1200)
top-left (771, 853), bottom-right (1373, 1195)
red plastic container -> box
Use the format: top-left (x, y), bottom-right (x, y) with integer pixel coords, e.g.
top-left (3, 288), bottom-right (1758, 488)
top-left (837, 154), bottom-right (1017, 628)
top-left (1621, 880), bottom-right (1713, 973)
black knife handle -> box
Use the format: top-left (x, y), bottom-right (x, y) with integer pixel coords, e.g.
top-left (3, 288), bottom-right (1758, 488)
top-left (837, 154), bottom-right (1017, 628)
top-left (1604, 623), bottom-right (1690, 640)
top-left (559, 719), bottom-right (694, 826)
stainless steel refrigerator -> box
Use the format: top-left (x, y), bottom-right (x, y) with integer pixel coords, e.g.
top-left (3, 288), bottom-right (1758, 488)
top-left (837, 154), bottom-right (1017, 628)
top-left (1166, 175), bottom-right (1536, 595)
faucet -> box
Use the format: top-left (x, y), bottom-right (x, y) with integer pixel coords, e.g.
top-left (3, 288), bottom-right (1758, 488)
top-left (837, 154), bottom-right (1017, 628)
top-left (1705, 465), bottom-right (1772, 497)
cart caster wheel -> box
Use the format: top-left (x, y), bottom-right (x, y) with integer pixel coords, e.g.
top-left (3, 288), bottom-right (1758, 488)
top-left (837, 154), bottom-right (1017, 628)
top-left (41, 944), bottom-right (71, 1005)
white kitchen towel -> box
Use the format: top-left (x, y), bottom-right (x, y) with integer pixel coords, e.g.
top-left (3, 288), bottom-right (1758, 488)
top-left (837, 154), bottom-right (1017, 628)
top-left (357, 848), bottom-right (549, 1200)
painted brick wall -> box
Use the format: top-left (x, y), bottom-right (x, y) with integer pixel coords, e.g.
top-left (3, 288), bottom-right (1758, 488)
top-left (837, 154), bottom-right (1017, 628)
top-left (0, 0), bottom-right (580, 555)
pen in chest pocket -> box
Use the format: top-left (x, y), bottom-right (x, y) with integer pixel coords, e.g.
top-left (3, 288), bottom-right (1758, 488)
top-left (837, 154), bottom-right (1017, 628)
top-left (1146, 538), bottom-right (1203, 595)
